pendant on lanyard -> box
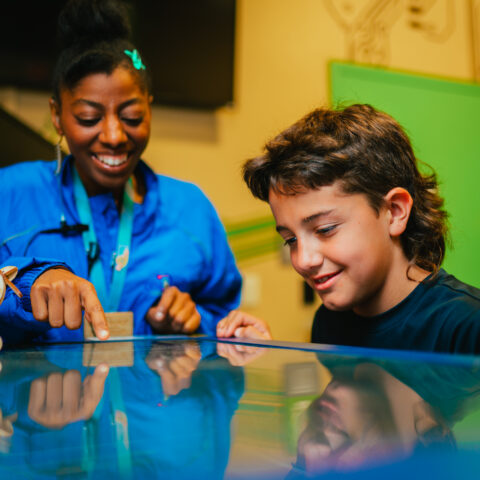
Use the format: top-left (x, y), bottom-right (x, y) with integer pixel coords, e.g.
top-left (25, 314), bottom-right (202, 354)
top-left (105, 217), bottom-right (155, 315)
top-left (72, 167), bottom-right (134, 313)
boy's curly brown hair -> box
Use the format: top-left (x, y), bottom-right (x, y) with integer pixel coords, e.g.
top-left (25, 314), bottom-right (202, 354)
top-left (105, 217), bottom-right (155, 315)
top-left (243, 104), bottom-right (448, 272)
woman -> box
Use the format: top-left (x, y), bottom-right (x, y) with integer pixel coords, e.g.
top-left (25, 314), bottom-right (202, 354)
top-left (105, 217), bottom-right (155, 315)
top-left (0, 0), bottom-right (241, 346)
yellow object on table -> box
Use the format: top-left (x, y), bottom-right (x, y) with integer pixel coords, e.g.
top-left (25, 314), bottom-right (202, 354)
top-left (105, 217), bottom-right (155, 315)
top-left (0, 265), bottom-right (22, 351)
top-left (0, 265), bottom-right (22, 306)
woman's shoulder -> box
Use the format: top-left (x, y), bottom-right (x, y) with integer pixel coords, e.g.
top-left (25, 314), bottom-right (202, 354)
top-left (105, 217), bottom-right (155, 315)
top-left (140, 162), bottom-right (224, 232)
top-left (0, 160), bottom-right (57, 199)
top-left (147, 167), bottom-right (216, 211)
top-left (0, 160), bottom-right (56, 186)
top-left (156, 173), bottom-right (204, 195)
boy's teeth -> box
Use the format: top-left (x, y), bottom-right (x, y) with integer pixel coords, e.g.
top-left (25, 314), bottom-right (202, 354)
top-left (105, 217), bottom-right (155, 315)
top-left (97, 154), bottom-right (128, 166)
top-left (317, 273), bottom-right (334, 284)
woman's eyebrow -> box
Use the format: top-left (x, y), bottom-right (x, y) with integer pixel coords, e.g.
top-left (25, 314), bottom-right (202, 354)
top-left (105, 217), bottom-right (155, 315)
top-left (72, 99), bottom-right (103, 108)
top-left (72, 98), bottom-right (143, 109)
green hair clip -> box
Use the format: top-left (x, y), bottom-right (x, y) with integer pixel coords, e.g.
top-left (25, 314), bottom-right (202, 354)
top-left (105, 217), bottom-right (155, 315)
top-left (124, 49), bottom-right (146, 70)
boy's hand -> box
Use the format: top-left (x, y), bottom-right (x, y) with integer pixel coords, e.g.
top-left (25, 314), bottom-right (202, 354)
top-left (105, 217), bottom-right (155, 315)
top-left (31, 269), bottom-right (109, 340)
top-left (217, 342), bottom-right (267, 366)
top-left (216, 310), bottom-right (272, 340)
top-left (146, 286), bottom-right (201, 334)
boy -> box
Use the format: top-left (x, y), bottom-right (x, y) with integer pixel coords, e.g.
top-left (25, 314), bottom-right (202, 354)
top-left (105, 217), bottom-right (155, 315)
top-left (217, 104), bottom-right (480, 354)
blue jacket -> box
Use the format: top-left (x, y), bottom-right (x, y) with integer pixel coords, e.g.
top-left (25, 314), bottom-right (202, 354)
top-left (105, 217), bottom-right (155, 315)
top-left (0, 157), bottom-right (242, 344)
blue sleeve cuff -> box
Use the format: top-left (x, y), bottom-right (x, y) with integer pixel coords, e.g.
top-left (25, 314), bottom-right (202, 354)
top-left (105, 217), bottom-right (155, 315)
top-left (5, 257), bottom-right (72, 313)
top-left (195, 305), bottom-right (219, 336)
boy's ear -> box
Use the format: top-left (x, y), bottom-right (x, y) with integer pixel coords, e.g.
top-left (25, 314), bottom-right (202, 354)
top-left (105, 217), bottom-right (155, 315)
top-left (384, 187), bottom-right (413, 237)
top-left (49, 98), bottom-right (63, 136)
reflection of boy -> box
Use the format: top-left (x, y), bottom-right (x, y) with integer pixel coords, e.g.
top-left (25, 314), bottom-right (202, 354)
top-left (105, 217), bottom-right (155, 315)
top-left (287, 360), bottom-right (465, 478)
top-left (218, 104), bottom-right (480, 354)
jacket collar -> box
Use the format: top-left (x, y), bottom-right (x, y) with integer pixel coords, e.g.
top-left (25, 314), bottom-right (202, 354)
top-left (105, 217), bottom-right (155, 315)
top-left (60, 155), bottom-right (160, 233)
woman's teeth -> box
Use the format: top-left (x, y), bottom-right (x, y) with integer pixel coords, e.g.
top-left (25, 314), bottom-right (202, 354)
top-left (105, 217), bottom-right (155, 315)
top-left (96, 154), bottom-right (128, 167)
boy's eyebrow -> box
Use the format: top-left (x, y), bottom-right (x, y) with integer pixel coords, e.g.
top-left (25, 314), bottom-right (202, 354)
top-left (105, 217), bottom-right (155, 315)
top-left (276, 225), bottom-right (290, 233)
top-left (275, 210), bottom-right (334, 233)
top-left (302, 210), bottom-right (334, 224)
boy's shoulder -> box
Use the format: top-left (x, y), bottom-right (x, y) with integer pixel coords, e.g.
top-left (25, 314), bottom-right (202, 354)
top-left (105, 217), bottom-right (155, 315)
top-left (311, 269), bottom-right (480, 353)
top-left (430, 269), bottom-right (480, 300)
top-left (421, 269), bottom-right (480, 313)
top-left (400, 271), bottom-right (480, 353)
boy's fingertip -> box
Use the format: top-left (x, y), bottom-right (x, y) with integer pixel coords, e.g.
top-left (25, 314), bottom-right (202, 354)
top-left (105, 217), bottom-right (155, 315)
top-left (155, 311), bottom-right (165, 321)
top-left (234, 327), bottom-right (244, 337)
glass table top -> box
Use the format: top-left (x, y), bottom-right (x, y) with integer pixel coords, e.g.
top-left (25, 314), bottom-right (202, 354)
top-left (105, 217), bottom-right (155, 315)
top-left (1, 336), bottom-right (480, 479)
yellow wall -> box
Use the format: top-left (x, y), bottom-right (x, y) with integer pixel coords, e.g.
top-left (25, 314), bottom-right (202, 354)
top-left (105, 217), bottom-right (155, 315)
top-left (1, 0), bottom-right (478, 341)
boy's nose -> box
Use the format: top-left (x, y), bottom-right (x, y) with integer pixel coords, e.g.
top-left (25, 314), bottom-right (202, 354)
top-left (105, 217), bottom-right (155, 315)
top-left (295, 240), bottom-right (324, 272)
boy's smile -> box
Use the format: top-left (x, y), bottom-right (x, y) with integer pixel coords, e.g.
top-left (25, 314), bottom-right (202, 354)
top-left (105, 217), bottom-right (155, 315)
top-left (269, 182), bottom-right (419, 316)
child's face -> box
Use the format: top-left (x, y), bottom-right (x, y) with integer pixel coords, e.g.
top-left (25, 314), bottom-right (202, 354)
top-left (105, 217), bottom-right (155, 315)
top-left (269, 182), bottom-right (398, 316)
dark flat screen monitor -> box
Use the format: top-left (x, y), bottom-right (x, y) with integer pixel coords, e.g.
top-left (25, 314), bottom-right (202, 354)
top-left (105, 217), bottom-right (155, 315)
top-left (0, 0), bottom-right (236, 110)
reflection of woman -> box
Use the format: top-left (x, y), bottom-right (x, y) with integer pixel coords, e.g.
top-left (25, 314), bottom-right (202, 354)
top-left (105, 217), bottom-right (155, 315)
top-left (0, 0), bottom-right (241, 345)
top-left (0, 340), bottom-right (245, 479)
top-left (287, 359), bottom-right (478, 478)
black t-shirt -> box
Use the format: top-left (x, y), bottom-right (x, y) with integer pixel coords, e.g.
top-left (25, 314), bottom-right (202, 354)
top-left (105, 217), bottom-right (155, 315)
top-left (311, 269), bottom-right (480, 354)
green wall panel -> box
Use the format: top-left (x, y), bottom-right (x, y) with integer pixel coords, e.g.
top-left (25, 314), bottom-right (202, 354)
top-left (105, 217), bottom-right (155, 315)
top-left (330, 62), bottom-right (480, 287)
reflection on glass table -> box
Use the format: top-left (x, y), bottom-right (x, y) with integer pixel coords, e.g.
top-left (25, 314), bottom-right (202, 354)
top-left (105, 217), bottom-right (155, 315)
top-left (0, 337), bottom-right (480, 479)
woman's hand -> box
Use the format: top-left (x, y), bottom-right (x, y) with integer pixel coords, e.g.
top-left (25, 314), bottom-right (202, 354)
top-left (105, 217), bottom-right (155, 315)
top-left (216, 310), bottom-right (272, 340)
top-left (31, 268), bottom-right (110, 340)
top-left (0, 409), bottom-right (17, 437)
top-left (28, 365), bottom-right (109, 429)
top-left (145, 342), bottom-right (201, 397)
top-left (146, 286), bottom-right (201, 334)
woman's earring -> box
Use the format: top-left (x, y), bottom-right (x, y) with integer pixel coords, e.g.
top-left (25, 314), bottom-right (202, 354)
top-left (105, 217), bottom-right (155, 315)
top-left (55, 136), bottom-right (63, 175)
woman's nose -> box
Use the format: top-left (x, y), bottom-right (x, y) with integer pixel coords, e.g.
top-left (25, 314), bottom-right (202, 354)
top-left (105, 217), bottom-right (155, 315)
top-left (99, 116), bottom-right (127, 146)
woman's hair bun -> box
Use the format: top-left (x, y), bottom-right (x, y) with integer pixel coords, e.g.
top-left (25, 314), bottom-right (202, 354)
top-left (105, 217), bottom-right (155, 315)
top-left (57, 0), bottom-right (131, 49)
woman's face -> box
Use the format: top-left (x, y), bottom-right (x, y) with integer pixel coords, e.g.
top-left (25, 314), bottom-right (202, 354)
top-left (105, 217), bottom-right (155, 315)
top-left (50, 66), bottom-right (152, 196)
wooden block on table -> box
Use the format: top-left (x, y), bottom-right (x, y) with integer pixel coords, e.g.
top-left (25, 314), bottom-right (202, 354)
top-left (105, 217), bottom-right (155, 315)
top-left (83, 311), bottom-right (133, 339)
top-left (83, 312), bottom-right (134, 367)
top-left (82, 341), bottom-right (134, 367)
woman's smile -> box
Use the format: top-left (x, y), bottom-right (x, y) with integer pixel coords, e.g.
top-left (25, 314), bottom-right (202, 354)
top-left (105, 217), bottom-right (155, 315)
top-left (93, 152), bottom-right (129, 168)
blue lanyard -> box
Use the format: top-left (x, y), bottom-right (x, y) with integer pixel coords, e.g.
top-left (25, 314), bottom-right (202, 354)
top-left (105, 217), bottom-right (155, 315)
top-left (83, 370), bottom-right (132, 478)
top-left (109, 369), bottom-right (133, 478)
top-left (72, 167), bottom-right (134, 312)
